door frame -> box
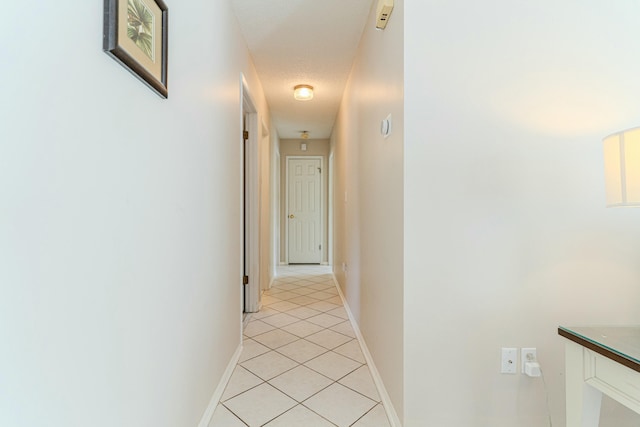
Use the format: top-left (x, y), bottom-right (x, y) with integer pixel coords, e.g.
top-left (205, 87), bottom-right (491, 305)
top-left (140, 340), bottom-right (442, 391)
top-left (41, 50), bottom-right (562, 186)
top-left (327, 152), bottom-right (334, 267)
top-left (240, 75), bottom-right (260, 314)
top-left (285, 155), bottom-right (324, 264)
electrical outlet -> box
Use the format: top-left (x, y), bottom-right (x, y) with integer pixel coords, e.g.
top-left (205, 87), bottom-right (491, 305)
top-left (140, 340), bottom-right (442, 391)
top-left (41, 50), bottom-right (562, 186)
top-left (521, 348), bottom-right (537, 373)
top-left (501, 348), bottom-right (517, 374)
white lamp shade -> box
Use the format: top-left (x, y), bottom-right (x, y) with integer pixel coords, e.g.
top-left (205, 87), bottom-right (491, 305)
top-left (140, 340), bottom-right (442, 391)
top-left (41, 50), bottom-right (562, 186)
top-left (603, 127), bottom-right (640, 207)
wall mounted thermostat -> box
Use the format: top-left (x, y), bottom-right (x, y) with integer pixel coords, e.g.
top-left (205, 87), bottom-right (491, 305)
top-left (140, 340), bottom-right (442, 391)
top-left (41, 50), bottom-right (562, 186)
top-left (376, 0), bottom-right (394, 29)
top-left (381, 114), bottom-right (392, 138)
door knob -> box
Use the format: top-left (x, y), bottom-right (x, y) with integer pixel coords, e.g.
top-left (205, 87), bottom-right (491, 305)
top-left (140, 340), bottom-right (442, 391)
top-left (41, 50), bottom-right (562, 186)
top-left (289, 214), bottom-right (295, 219)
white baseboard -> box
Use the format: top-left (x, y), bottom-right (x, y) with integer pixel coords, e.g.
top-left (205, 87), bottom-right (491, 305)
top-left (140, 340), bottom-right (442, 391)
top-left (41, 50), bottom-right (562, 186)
top-left (331, 275), bottom-right (402, 427)
top-left (243, 313), bottom-right (252, 329)
top-left (197, 344), bottom-right (243, 427)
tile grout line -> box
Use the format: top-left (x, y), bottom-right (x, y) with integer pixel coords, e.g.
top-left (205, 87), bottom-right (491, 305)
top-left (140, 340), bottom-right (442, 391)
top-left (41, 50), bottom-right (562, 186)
top-left (348, 403), bottom-right (384, 427)
top-left (242, 328), bottom-right (361, 377)
top-left (216, 268), bottom-right (387, 427)
top-left (243, 325), bottom-right (378, 416)
top-left (220, 402), bottom-right (250, 427)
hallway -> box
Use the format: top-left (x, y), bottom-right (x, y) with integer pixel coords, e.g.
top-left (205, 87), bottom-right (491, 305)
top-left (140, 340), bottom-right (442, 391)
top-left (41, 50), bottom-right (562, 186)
top-left (210, 266), bottom-right (391, 427)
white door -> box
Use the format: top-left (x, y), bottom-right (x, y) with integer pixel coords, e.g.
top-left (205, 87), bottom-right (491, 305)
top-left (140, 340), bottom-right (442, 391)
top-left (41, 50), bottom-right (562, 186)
top-left (287, 158), bottom-right (322, 264)
top-left (241, 81), bottom-right (260, 314)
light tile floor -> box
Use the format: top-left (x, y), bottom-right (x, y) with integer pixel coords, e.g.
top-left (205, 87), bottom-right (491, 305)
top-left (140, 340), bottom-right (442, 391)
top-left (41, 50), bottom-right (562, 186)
top-left (210, 265), bottom-right (391, 427)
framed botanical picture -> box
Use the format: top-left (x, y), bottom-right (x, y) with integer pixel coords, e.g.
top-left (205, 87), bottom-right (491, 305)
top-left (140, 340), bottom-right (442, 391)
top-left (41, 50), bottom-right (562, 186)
top-left (103, 0), bottom-right (168, 98)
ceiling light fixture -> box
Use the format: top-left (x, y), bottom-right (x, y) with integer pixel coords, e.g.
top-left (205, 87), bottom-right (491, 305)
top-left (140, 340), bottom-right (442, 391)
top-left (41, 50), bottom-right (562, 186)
top-left (294, 84), bottom-right (314, 101)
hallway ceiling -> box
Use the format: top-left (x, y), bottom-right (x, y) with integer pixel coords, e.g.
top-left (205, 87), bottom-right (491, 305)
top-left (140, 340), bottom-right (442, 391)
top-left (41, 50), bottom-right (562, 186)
top-left (231, 0), bottom-right (375, 139)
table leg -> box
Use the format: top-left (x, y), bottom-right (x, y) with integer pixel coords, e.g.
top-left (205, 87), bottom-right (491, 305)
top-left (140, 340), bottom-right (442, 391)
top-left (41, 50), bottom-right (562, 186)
top-left (565, 342), bottom-right (602, 427)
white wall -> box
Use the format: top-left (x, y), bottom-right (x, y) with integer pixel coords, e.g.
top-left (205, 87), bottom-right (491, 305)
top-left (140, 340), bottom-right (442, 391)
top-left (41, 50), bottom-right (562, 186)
top-left (405, 1), bottom-right (640, 425)
top-left (259, 118), bottom-right (272, 292)
top-left (0, 1), bottom-right (268, 426)
top-left (331, 0), bottom-right (404, 420)
top-left (269, 127), bottom-right (281, 283)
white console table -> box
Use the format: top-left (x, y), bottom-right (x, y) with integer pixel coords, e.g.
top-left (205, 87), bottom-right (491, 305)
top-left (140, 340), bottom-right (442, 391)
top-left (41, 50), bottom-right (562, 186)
top-left (558, 326), bottom-right (640, 427)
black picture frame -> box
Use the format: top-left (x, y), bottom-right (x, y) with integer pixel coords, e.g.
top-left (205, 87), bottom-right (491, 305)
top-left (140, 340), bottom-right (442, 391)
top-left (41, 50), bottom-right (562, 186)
top-left (103, 0), bottom-right (168, 98)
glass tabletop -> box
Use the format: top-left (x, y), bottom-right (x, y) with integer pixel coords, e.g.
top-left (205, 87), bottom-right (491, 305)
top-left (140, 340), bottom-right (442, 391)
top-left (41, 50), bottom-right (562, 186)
top-left (559, 326), bottom-right (640, 365)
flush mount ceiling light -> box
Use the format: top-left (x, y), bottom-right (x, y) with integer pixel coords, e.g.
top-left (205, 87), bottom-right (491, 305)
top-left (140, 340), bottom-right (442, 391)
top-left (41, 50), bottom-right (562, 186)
top-left (294, 84), bottom-right (314, 101)
top-left (301, 131), bottom-right (310, 139)
top-left (603, 126), bottom-right (640, 207)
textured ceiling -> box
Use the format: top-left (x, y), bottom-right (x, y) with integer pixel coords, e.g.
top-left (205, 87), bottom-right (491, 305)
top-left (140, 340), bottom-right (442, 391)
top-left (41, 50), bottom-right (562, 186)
top-left (231, 0), bottom-right (375, 139)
